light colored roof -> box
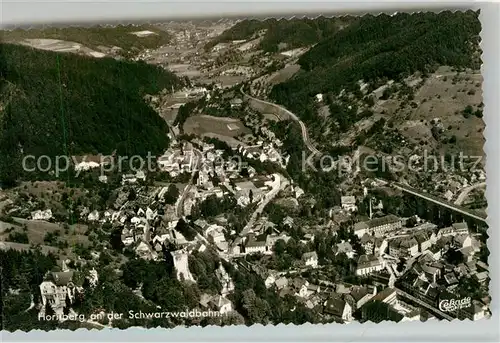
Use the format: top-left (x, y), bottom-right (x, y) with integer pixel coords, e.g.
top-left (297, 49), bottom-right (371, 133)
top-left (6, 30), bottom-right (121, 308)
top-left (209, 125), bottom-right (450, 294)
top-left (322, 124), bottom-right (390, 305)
top-left (341, 196), bottom-right (356, 204)
top-left (368, 215), bottom-right (401, 228)
top-left (302, 251), bottom-right (318, 260)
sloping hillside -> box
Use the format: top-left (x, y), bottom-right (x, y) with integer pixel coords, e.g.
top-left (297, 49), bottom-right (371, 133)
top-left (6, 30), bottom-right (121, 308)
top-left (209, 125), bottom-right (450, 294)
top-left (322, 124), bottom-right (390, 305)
top-left (269, 11), bottom-right (481, 119)
top-left (0, 43), bottom-right (185, 186)
top-left (205, 16), bottom-right (356, 52)
top-left (1, 24), bottom-right (171, 56)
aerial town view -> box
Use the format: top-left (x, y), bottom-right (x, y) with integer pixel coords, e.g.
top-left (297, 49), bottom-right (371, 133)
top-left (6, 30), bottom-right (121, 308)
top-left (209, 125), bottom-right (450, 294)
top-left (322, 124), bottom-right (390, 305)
top-left (0, 10), bottom-right (490, 331)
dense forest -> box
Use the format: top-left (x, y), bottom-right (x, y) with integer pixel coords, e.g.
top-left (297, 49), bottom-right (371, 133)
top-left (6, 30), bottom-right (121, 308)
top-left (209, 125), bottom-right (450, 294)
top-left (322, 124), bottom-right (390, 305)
top-left (0, 44), bottom-right (186, 186)
top-left (205, 16), bottom-right (356, 53)
top-left (1, 24), bottom-right (172, 53)
top-left (269, 10), bottom-right (481, 120)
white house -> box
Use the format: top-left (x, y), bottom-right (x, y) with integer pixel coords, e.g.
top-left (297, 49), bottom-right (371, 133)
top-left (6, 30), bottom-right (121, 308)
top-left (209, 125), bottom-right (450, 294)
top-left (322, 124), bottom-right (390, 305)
top-left (39, 271), bottom-right (76, 312)
top-left (341, 195), bottom-right (357, 212)
top-left (324, 294), bottom-right (353, 322)
top-left (336, 241), bottom-right (355, 259)
top-left (302, 251), bottom-right (319, 268)
top-left (355, 255), bottom-right (386, 276)
top-left (171, 249), bottom-right (195, 282)
top-left (87, 210), bottom-right (100, 222)
top-left (454, 234), bottom-right (472, 249)
top-left (244, 235), bottom-right (268, 254)
top-left (31, 209), bottom-right (53, 221)
top-left (209, 295), bottom-right (233, 314)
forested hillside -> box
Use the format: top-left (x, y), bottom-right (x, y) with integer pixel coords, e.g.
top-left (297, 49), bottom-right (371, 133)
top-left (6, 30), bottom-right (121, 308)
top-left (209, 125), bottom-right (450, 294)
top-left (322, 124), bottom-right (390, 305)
top-left (205, 16), bottom-right (356, 52)
top-left (269, 11), bottom-right (481, 120)
top-left (0, 44), bottom-right (185, 186)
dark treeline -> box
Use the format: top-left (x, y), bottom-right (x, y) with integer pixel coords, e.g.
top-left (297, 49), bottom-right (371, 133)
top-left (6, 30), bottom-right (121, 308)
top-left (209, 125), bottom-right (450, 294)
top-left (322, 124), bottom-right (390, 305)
top-left (1, 249), bottom-right (59, 331)
top-left (269, 11), bottom-right (481, 122)
top-left (205, 16), bottom-right (357, 53)
top-left (0, 44), bottom-right (186, 186)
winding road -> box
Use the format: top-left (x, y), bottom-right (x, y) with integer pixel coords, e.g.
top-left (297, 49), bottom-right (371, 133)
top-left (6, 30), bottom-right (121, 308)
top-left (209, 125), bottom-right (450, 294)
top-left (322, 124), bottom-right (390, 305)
top-left (240, 86), bottom-right (321, 156)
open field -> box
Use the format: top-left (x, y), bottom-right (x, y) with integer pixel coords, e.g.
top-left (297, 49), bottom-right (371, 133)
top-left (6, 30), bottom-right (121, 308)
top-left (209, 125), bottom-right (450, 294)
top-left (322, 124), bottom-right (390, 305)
top-left (267, 64), bottom-right (301, 85)
top-left (0, 241), bottom-right (58, 255)
top-left (372, 67), bottom-right (484, 158)
top-left (184, 115), bottom-right (251, 138)
top-left (14, 181), bottom-right (88, 218)
top-left (0, 217), bottom-right (90, 247)
top-left (201, 133), bottom-right (247, 149)
top-left (14, 38), bottom-right (107, 58)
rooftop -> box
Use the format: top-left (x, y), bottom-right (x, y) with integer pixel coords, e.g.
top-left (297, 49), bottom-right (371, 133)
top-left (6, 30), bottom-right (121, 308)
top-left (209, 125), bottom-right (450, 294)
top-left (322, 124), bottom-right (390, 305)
top-left (368, 215), bottom-right (401, 228)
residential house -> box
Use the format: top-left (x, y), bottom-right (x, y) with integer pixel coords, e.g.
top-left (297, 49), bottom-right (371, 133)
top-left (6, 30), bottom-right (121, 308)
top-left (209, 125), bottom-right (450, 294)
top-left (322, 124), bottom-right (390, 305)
top-left (306, 284), bottom-right (321, 297)
top-left (266, 234), bottom-right (291, 249)
top-left (349, 285), bottom-right (377, 310)
top-left (388, 237), bottom-right (419, 258)
top-left (453, 234), bottom-right (472, 249)
top-left (31, 209), bottom-right (53, 221)
top-left (71, 154), bottom-right (111, 172)
top-left (230, 98), bottom-right (243, 108)
top-left (438, 222), bottom-right (469, 238)
top-left (87, 210), bottom-right (100, 222)
top-left (461, 300), bottom-right (489, 321)
top-left (341, 195), bottom-right (357, 212)
top-left (275, 277), bottom-right (288, 290)
top-left (360, 234), bottom-right (383, 255)
top-left (356, 255), bottom-right (386, 276)
top-left (171, 249), bottom-right (195, 282)
top-left (122, 174), bottom-right (138, 185)
top-left (265, 274), bottom-right (276, 288)
top-left (209, 295), bottom-right (233, 314)
top-left (323, 294), bottom-right (353, 323)
top-left (216, 264), bottom-right (235, 296)
top-left (444, 272), bottom-right (459, 286)
top-left (452, 222), bottom-right (469, 234)
top-left (354, 221), bottom-right (369, 238)
top-left (336, 241), bottom-right (355, 259)
top-left (475, 271), bottom-right (489, 284)
top-left (302, 251), bottom-right (319, 268)
top-left (367, 215), bottom-right (402, 237)
top-left (414, 231), bottom-right (435, 253)
top-left (205, 224), bottom-right (226, 244)
top-left (135, 241), bottom-right (158, 261)
top-left (291, 278), bottom-right (310, 298)
top-left (39, 271), bottom-right (76, 312)
top-left (283, 216), bottom-right (294, 228)
top-left (244, 234), bottom-right (268, 254)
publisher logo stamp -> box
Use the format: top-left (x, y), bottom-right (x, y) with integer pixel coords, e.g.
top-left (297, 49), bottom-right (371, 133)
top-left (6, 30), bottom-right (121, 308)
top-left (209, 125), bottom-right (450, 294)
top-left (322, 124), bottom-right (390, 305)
top-left (438, 297), bottom-right (472, 312)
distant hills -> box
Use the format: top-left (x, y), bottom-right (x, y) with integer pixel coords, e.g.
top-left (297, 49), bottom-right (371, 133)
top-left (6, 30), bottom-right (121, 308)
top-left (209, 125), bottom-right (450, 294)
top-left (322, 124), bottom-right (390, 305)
top-left (1, 24), bottom-right (172, 55)
top-left (268, 11), bottom-right (482, 119)
top-left (0, 43), bottom-right (185, 186)
top-left (205, 16), bottom-right (357, 52)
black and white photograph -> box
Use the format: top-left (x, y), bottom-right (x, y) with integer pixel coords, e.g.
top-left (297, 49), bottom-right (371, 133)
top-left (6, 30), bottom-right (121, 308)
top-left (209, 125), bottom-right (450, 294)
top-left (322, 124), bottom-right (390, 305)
top-left (0, 2), bottom-right (497, 339)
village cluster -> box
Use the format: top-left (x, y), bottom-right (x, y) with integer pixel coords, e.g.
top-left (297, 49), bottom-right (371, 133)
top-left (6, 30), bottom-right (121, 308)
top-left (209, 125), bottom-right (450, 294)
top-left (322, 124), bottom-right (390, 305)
top-left (31, 147), bottom-right (490, 324)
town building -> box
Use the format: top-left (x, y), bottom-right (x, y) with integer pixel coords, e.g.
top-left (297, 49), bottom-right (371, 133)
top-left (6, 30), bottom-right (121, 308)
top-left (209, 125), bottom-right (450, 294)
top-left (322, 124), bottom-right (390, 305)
top-left (341, 195), bottom-right (357, 212)
top-left (355, 255), bottom-right (386, 276)
top-left (39, 271), bottom-right (76, 313)
top-left (367, 215), bottom-right (402, 237)
top-left (323, 294), bottom-right (353, 323)
top-left (388, 237), bottom-right (419, 258)
top-left (301, 251), bottom-right (319, 268)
